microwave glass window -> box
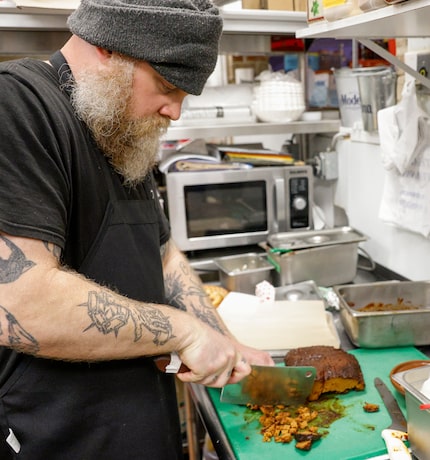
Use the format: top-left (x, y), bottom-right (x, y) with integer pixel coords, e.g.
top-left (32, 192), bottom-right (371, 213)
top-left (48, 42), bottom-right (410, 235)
top-left (184, 181), bottom-right (267, 238)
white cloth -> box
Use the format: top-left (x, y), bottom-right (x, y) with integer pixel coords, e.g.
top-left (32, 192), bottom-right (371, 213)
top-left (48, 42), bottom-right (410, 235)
top-left (378, 82), bottom-right (430, 237)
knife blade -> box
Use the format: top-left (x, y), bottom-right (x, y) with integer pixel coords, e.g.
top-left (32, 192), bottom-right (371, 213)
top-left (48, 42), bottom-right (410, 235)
top-left (220, 365), bottom-right (316, 406)
top-left (374, 377), bottom-right (411, 460)
top-left (154, 355), bottom-right (316, 406)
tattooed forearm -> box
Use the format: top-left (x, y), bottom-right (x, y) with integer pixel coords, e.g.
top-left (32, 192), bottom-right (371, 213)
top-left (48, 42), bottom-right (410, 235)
top-left (164, 271), bottom-right (186, 311)
top-left (164, 260), bottom-right (226, 333)
top-left (43, 241), bottom-right (62, 260)
top-left (0, 235), bottom-right (35, 283)
top-left (190, 300), bottom-right (225, 334)
top-left (80, 291), bottom-right (175, 346)
top-left (164, 261), bottom-right (207, 311)
top-left (0, 305), bottom-right (39, 353)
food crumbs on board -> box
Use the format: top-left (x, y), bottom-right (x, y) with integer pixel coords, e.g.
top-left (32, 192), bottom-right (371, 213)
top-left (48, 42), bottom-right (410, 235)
top-left (363, 402), bottom-right (380, 413)
top-left (246, 404), bottom-right (322, 451)
top-left (244, 396), bottom-right (349, 451)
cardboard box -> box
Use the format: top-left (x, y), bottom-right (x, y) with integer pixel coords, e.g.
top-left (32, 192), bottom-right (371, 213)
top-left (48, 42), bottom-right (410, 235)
top-left (267, 0), bottom-right (294, 9)
top-left (241, 0), bottom-right (261, 8)
top-left (294, 0), bottom-right (307, 11)
top-left (242, 0), bottom-right (294, 9)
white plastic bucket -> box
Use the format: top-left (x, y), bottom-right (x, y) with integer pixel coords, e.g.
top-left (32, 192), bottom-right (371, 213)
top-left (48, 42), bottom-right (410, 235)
top-left (334, 68), bottom-right (362, 128)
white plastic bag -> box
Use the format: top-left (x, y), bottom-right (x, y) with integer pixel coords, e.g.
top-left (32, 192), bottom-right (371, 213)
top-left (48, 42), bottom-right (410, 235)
top-left (378, 81), bottom-right (428, 174)
top-left (378, 82), bottom-right (430, 237)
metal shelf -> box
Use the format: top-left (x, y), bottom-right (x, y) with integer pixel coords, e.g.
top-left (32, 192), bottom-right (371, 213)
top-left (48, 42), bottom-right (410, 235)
top-left (165, 119), bottom-right (340, 140)
top-left (296, 0), bottom-right (430, 89)
top-left (296, 0), bottom-right (430, 39)
top-left (0, 6), bottom-right (307, 33)
top-left (221, 9), bottom-right (306, 35)
top-left (0, 12), bottom-right (69, 30)
top-left (0, 6), bottom-right (336, 141)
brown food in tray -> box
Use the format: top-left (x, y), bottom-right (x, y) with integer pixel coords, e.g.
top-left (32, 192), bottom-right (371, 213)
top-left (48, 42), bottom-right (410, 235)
top-left (284, 345), bottom-right (365, 401)
top-left (354, 297), bottom-right (420, 312)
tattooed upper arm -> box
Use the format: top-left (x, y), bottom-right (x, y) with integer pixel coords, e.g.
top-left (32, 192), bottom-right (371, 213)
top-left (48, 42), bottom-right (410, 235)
top-left (160, 240), bottom-right (169, 261)
top-left (43, 241), bottom-right (62, 261)
top-left (0, 234), bottom-right (35, 284)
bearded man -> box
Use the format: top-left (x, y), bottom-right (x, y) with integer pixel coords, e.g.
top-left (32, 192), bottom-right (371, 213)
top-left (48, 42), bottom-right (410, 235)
top-left (0, 1), bottom-right (273, 459)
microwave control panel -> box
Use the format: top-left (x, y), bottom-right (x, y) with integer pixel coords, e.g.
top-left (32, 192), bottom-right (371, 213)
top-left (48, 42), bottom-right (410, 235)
top-left (288, 175), bottom-right (310, 229)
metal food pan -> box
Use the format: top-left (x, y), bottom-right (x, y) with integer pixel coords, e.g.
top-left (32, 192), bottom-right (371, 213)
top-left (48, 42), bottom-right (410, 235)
top-left (334, 281), bottom-right (430, 348)
top-left (274, 280), bottom-right (323, 302)
top-left (393, 366), bottom-right (430, 460)
top-left (268, 241), bottom-right (362, 287)
top-left (214, 253), bottom-right (274, 294)
top-left (268, 226), bottom-right (367, 251)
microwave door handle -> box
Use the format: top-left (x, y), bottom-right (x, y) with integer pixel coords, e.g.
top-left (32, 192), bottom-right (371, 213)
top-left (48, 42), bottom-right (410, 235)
top-left (275, 177), bottom-right (287, 232)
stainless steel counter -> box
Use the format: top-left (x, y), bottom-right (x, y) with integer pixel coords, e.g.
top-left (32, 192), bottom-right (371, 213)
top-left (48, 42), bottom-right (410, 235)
top-left (186, 263), bottom-right (430, 460)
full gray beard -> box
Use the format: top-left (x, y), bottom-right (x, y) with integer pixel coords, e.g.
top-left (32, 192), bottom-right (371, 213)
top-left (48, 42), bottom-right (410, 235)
top-left (69, 56), bottom-right (170, 186)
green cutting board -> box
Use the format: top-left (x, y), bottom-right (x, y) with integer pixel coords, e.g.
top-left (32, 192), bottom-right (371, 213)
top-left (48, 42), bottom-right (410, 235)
top-left (207, 347), bottom-right (428, 460)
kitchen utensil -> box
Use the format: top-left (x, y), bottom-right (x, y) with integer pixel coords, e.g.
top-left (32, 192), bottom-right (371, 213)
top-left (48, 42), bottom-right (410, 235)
top-left (153, 352), bottom-right (189, 374)
top-left (392, 365), bottom-right (430, 460)
top-left (336, 280), bottom-right (430, 348)
top-left (267, 226), bottom-right (366, 251)
top-left (267, 227), bottom-right (367, 287)
top-left (374, 377), bottom-right (411, 460)
top-left (355, 66), bottom-right (397, 132)
top-left (274, 280), bottom-right (323, 302)
top-left (389, 360), bottom-right (430, 395)
top-left (214, 253), bottom-right (274, 294)
top-left (154, 355), bottom-right (317, 406)
top-left (220, 365), bottom-right (316, 406)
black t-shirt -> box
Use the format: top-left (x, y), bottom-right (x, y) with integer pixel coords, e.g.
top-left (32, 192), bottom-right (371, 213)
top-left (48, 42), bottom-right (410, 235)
top-left (0, 54), bottom-right (170, 269)
top-left (0, 53), bottom-right (171, 385)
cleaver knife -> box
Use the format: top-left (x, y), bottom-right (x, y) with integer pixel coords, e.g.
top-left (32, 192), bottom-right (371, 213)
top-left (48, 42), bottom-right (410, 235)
top-left (220, 365), bottom-right (316, 406)
top-left (374, 378), bottom-right (411, 460)
top-left (154, 355), bottom-right (316, 406)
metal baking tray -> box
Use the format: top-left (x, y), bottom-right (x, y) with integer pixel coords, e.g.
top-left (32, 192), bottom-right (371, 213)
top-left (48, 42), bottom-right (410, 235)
top-left (335, 280), bottom-right (430, 348)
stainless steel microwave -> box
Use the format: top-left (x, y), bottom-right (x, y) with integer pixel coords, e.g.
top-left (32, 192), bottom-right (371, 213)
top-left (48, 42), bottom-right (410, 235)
top-left (164, 165), bottom-right (313, 252)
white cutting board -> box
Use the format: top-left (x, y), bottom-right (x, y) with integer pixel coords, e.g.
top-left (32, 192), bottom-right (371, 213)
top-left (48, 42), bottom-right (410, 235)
top-left (218, 292), bottom-right (340, 351)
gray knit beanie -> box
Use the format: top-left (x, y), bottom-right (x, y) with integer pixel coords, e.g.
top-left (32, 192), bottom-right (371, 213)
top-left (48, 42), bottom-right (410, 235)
top-left (67, 0), bottom-right (223, 95)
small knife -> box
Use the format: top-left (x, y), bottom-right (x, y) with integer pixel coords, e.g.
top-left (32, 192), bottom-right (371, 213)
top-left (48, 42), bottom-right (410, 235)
top-left (374, 377), bottom-right (411, 460)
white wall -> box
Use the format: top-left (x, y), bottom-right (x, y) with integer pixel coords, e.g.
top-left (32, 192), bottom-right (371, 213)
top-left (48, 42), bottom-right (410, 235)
top-left (334, 138), bottom-right (430, 281)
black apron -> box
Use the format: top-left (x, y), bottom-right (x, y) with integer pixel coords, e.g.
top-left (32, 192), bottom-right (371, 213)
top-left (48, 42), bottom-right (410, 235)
top-left (0, 90), bottom-right (183, 458)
